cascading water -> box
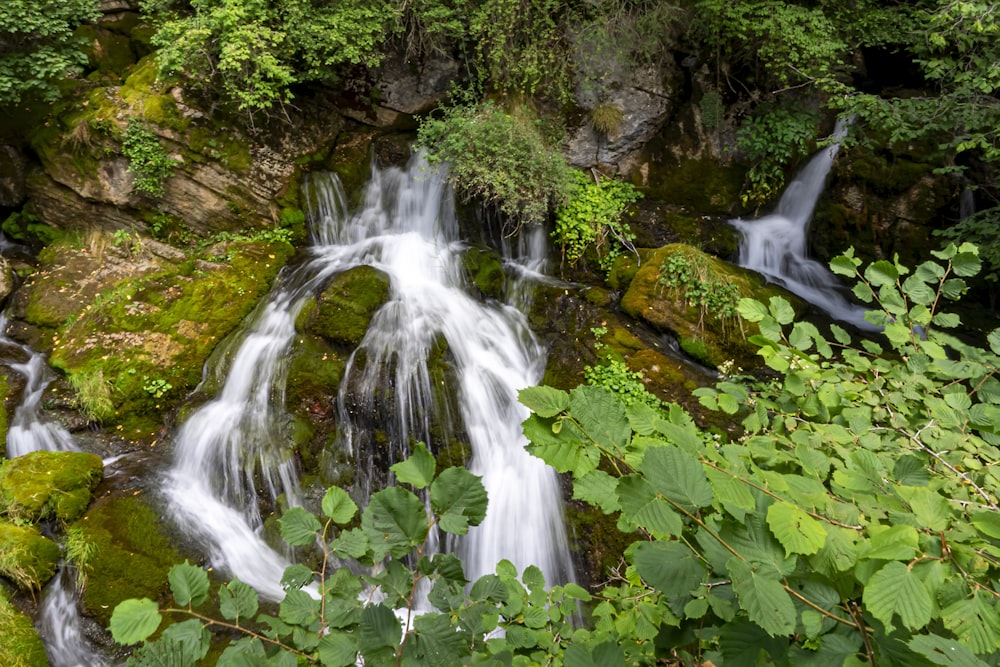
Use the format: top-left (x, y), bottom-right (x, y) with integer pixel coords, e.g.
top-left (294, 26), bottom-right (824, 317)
top-left (167, 153), bottom-right (575, 600)
top-left (0, 317), bottom-right (110, 666)
top-left (732, 119), bottom-right (876, 329)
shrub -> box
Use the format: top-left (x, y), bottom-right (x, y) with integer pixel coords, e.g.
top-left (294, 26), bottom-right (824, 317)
top-left (121, 118), bottom-right (177, 198)
top-left (553, 170), bottom-right (641, 270)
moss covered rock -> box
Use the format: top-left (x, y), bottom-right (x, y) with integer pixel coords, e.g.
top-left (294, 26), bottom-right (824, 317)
top-left (73, 495), bottom-right (182, 627)
top-left (0, 590), bottom-right (48, 667)
top-left (0, 522), bottom-right (61, 590)
top-left (462, 247), bottom-right (506, 300)
top-left (301, 266), bottom-right (391, 347)
top-left (16, 231), bottom-right (294, 436)
top-left (621, 244), bottom-right (794, 369)
top-left (0, 450), bottom-right (103, 523)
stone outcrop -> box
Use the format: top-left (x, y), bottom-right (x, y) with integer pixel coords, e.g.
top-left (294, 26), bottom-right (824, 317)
top-left (0, 145), bottom-right (27, 207)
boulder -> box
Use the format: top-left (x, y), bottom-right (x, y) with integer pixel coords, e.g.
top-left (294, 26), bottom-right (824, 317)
top-left (299, 265), bottom-right (391, 347)
top-left (0, 145), bottom-right (27, 207)
top-left (0, 523), bottom-right (61, 590)
top-left (0, 450), bottom-right (103, 523)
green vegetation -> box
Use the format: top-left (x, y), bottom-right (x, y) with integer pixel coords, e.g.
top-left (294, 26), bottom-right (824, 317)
top-left (0, 0), bottom-right (101, 106)
top-left (553, 170), bottom-right (641, 270)
top-left (735, 106), bottom-right (819, 208)
top-left (0, 591), bottom-right (48, 667)
top-left (110, 246), bottom-right (1000, 664)
top-left (121, 118), bottom-right (177, 198)
top-left (658, 249), bottom-right (741, 330)
top-left (0, 450), bottom-right (103, 523)
top-left (418, 101), bottom-right (574, 231)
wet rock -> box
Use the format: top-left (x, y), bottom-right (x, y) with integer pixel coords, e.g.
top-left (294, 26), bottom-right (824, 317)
top-left (0, 145), bottom-right (28, 207)
top-left (301, 265), bottom-right (391, 347)
top-left (0, 450), bottom-right (103, 523)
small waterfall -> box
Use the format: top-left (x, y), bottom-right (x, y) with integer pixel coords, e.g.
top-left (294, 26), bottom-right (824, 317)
top-left (732, 119), bottom-right (875, 329)
top-left (167, 153), bottom-right (575, 599)
top-left (0, 319), bottom-right (110, 665)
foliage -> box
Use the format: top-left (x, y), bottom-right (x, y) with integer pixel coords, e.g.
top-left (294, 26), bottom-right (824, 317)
top-left (139, 0), bottom-right (396, 119)
top-left (584, 358), bottom-right (662, 410)
top-left (521, 242), bottom-right (1000, 664)
top-left (553, 170), bottom-right (641, 270)
top-left (68, 370), bottom-right (115, 422)
top-left (736, 106), bottom-right (819, 207)
top-left (110, 445), bottom-right (591, 665)
top-left (418, 101), bottom-right (574, 230)
top-left (121, 118), bottom-right (177, 198)
top-left (658, 250), bottom-right (741, 331)
top-left (588, 103), bottom-right (624, 138)
top-left (0, 0), bottom-right (101, 106)
top-left (935, 205), bottom-right (1000, 287)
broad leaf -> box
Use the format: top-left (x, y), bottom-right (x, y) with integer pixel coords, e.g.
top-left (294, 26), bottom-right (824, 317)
top-left (402, 612), bottom-right (469, 667)
top-left (768, 296), bottom-right (795, 325)
top-left (867, 524), bottom-right (919, 560)
top-left (908, 634), bottom-right (990, 667)
top-left (168, 561), bottom-right (210, 607)
top-left (569, 385), bottom-right (631, 450)
top-left (109, 598), bottom-right (162, 644)
top-left (217, 637), bottom-right (268, 667)
top-left (219, 578), bottom-right (259, 621)
top-left (942, 593), bottom-right (1000, 655)
top-left (430, 466), bottom-right (487, 535)
top-left (727, 558), bottom-right (796, 637)
top-left (281, 563), bottom-right (314, 590)
top-left (573, 469), bottom-right (622, 514)
top-left (322, 486), bottom-right (359, 524)
top-left (362, 486), bottom-right (429, 559)
top-left (616, 474), bottom-right (682, 538)
top-left (632, 541), bottom-right (706, 615)
top-left (863, 561), bottom-right (932, 632)
top-left (518, 385), bottom-right (569, 417)
top-left (640, 446), bottom-right (713, 511)
top-left (279, 588), bottom-right (320, 626)
top-left (359, 603), bottom-right (402, 655)
top-left (738, 298), bottom-right (770, 322)
top-left (318, 632), bottom-right (358, 667)
top-left (390, 442), bottom-right (436, 490)
top-left (279, 506), bottom-right (322, 547)
top-left (766, 502), bottom-right (827, 556)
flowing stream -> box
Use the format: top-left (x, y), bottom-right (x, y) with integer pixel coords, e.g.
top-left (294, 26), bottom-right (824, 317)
top-left (0, 317), bottom-right (109, 666)
top-left (732, 119), bottom-right (875, 329)
top-left (166, 153), bottom-right (575, 600)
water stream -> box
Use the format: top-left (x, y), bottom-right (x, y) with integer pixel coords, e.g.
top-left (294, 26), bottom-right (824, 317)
top-left (0, 317), bottom-right (110, 666)
top-left (166, 153), bottom-right (575, 600)
top-left (732, 120), bottom-right (875, 329)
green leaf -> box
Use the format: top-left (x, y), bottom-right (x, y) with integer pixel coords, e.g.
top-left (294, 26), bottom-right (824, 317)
top-left (865, 260), bottom-right (899, 286)
top-left (523, 414), bottom-right (600, 476)
top-left (430, 466), bottom-right (488, 535)
top-left (952, 249), bottom-right (982, 277)
top-left (390, 442), bottom-right (437, 490)
top-left (569, 385), bottom-right (631, 450)
top-left (908, 634), bottom-right (991, 667)
top-left (322, 486), bottom-right (359, 524)
top-left (329, 527), bottom-right (370, 560)
top-left (563, 640), bottom-right (626, 667)
top-left (829, 323), bottom-right (851, 345)
top-left (279, 506), bottom-right (322, 547)
top-left (359, 603), bottom-right (402, 654)
top-left (168, 562), bottom-right (210, 607)
top-left (362, 486), bottom-right (429, 559)
top-left (281, 563), bottom-right (314, 590)
top-left (217, 637), bottom-right (268, 667)
top-left (727, 558), bottom-right (796, 637)
top-left (518, 386), bottom-right (569, 417)
top-left (470, 574), bottom-right (508, 602)
top-left (989, 329), bottom-right (1000, 356)
top-left (942, 593), bottom-right (1000, 655)
top-left (738, 298), bottom-right (770, 322)
top-left (863, 561), bottom-right (932, 632)
top-left (829, 252), bottom-right (861, 277)
top-left (632, 542), bottom-right (706, 615)
top-left (766, 502), bottom-right (827, 556)
top-left (768, 296), bottom-right (795, 325)
top-left (110, 598), bottom-right (162, 644)
top-left (279, 589), bottom-right (320, 626)
top-left (403, 612), bottom-right (470, 666)
top-left (219, 578), bottom-right (259, 621)
top-left (896, 485), bottom-right (952, 531)
top-left (318, 632), bottom-right (358, 667)
top-left (867, 524), bottom-right (919, 560)
top-left (573, 470), bottom-right (621, 514)
top-left (616, 475), bottom-right (682, 538)
top-left (156, 618), bottom-right (211, 663)
top-left (641, 446), bottom-right (713, 511)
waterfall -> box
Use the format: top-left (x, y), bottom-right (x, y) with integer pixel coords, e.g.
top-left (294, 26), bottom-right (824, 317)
top-left (167, 152), bottom-right (575, 600)
top-left (0, 318), bottom-right (110, 666)
top-left (732, 119), bottom-right (876, 329)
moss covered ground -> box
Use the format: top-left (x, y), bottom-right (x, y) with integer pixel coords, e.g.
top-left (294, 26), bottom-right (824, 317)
top-left (0, 591), bottom-right (48, 667)
top-left (0, 450), bottom-right (103, 523)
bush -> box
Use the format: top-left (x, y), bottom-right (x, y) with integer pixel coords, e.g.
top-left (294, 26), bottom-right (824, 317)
top-left (553, 170), bottom-right (640, 270)
top-left (121, 118), bottom-right (177, 198)
top-left (418, 101), bottom-right (574, 231)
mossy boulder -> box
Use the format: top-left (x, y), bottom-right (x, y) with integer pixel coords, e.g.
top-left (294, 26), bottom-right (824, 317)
top-left (0, 591), bottom-right (48, 666)
top-left (15, 231), bottom-right (294, 436)
top-left (0, 450), bottom-right (103, 523)
top-left (0, 523), bottom-right (61, 590)
top-left (300, 266), bottom-right (391, 347)
top-left (462, 247), bottom-right (506, 300)
top-left (621, 244), bottom-right (794, 369)
top-left (73, 495), bottom-right (182, 627)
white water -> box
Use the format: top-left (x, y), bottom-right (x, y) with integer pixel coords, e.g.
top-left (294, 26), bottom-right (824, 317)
top-left (167, 153), bottom-right (575, 600)
top-left (732, 120), bottom-right (876, 329)
top-left (0, 318), bottom-right (110, 666)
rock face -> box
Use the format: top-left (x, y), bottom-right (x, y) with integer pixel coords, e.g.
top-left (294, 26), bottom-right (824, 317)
top-left (25, 57), bottom-right (343, 238)
top-left (564, 59), bottom-right (683, 170)
top-left (0, 145), bottom-right (28, 207)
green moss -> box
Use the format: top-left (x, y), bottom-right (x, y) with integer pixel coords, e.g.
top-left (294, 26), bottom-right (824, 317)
top-left (47, 236), bottom-right (294, 436)
top-left (187, 126), bottom-right (253, 174)
top-left (0, 451), bottom-right (103, 523)
top-left (640, 157), bottom-right (745, 214)
top-left (0, 523), bottom-right (61, 590)
top-left (287, 334), bottom-right (347, 409)
top-left (76, 25), bottom-right (136, 77)
top-left (462, 248), bottom-right (506, 300)
top-left (849, 151), bottom-right (933, 194)
top-left (305, 266), bottom-right (391, 346)
top-left (0, 374), bottom-right (8, 458)
top-left (0, 591), bottom-right (49, 667)
top-left (73, 496), bottom-right (182, 627)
